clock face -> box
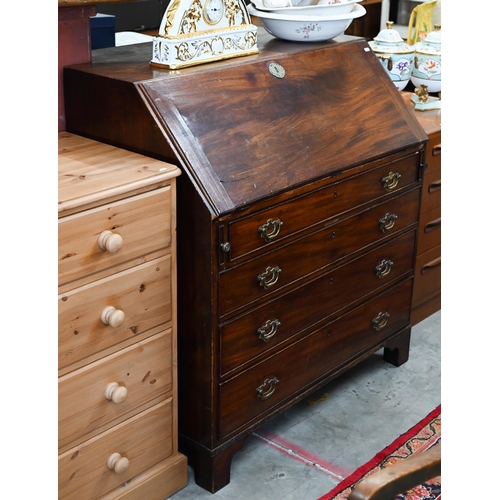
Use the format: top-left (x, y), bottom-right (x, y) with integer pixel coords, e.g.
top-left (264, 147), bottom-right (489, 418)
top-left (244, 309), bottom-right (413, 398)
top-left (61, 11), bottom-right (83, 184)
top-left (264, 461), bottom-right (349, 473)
top-left (203, 0), bottom-right (224, 25)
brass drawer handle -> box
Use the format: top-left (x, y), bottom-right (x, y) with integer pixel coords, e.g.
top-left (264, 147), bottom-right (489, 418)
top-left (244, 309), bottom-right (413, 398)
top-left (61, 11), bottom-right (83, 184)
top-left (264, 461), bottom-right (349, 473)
top-left (372, 311), bottom-right (390, 331)
top-left (421, 256), bottom-right (441, 275)
top-left (257, 319), bottom-right (281, 342)
top-left (381, 171), bottom-right (401, 192)
top-left (258, 218), bottom-right (283, 242)
top-left (424, 217), bottom-right (441, 233)
top-left (256, 377), bottom-right (279, 400)
top-left (432, 144), bottom-right (441, 156)
top-left (378, 213), bottom-right (398, 233)
top-left (257, 266), bottom-right (281, 289)
top-left (428, 180), bottom-right (441, 194)
top-left (375, 259), bottom-right (393, 278)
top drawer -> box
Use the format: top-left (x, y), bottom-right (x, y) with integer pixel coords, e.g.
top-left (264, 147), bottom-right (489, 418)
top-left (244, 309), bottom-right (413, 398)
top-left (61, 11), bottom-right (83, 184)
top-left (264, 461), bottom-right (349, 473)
top-left (58, 186), bottom-right (173, 288)
top-left (224, 152), bottom-right (421, 262)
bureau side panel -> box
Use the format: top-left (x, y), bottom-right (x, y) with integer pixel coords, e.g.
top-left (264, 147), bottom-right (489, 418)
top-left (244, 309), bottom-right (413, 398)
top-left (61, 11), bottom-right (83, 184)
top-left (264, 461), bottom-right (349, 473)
top-left (176, 174), bottom-right (218, 448)
top-left (64, 69), bottom-right (176, 163)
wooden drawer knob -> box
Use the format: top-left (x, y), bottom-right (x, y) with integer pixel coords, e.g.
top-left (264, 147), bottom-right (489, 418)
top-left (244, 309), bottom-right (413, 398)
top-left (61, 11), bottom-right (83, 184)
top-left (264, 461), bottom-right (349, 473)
top-left (97, 230), bottom-right (123, 253)
top-left (107, 452), bottom-right (130, 474)
top-left (101, 306), bottom-right (125, 328)
top-left (104, 382), bottom-right (128, 404)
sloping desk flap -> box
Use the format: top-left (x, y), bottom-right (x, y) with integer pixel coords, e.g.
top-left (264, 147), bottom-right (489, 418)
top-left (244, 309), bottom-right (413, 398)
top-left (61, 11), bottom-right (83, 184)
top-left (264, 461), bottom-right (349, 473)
top-left (139, 38), bottom-right (424, 215)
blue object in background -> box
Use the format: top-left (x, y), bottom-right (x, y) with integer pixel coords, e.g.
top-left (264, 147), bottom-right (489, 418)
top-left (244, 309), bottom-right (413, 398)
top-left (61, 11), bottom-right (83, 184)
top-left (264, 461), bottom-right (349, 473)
top-left (90, 13), bottom-right (116, 50)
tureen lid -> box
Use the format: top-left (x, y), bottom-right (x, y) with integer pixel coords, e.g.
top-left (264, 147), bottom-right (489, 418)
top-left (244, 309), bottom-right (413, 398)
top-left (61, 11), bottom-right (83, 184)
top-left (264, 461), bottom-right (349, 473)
top-left (424, 24), bottom-right (441, 44)
top-left (414, 25), bottom-right (441, 54)
top-left (369, 21), bottom-right (414, 54)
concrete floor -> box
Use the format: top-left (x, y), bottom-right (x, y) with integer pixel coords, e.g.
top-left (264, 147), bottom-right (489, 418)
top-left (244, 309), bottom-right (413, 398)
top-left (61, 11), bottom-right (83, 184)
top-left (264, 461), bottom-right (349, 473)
top-left (169, 310), bottom-right (441, 500)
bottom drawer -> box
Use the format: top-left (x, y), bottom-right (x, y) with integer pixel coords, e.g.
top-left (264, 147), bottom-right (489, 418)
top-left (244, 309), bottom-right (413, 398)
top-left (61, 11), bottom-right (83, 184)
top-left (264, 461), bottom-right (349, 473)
top-left (59, 399), bottom-right (174, 499)
top-left (412, 245), bottom-right (441, 307)
top-left (219, 279), bottom-right (413, 439)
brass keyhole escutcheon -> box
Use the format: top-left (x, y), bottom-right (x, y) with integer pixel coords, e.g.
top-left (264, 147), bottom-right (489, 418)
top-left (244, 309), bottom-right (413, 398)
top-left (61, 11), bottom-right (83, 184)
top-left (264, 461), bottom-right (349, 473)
top-left (268, 62), bottom-right (285, 79)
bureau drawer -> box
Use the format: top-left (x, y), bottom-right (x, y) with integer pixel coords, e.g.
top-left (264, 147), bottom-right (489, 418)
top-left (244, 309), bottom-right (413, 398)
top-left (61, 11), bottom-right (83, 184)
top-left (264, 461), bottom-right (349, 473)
top-left (219, 230), bottom-right (416, 376)
top-left (219, 279), bottom-right (413, 439)
top-left (417, 206), bottom-right (441, 256)
top-left (220, 189), bottom-right (420, 316)
top-left (59, 256), bottom-right (172, 371)
top-left (59, 330), bottom-right (172, 451)
top-left (226, 153), bottom-right (421, 261)
top-left (412, 245), bottom-right (441, 308)
top-left (421, 167), bottom-right (440, 215)
top-left (59, 186), bottom-right (173, 287)
top-left (59, 398), bottom-right (174, 500)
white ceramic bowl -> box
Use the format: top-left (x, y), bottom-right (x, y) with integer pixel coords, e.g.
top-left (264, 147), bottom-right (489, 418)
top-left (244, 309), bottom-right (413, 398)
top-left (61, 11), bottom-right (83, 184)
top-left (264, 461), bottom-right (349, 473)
top-left (251, 0), bottom-right (358, 16)
top-left (248, 3), bottom-right (366, 42)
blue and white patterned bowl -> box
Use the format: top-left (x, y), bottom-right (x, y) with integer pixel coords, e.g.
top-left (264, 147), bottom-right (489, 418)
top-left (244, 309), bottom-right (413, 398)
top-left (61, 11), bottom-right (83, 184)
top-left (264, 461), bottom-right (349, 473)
top-left (247, 3), bottom-right (365, 42)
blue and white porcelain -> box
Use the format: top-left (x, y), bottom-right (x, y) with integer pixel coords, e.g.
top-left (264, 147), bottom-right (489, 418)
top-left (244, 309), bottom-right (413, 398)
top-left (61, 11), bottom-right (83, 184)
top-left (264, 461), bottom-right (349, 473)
top-left (369, 21), bottom-right (414, 91)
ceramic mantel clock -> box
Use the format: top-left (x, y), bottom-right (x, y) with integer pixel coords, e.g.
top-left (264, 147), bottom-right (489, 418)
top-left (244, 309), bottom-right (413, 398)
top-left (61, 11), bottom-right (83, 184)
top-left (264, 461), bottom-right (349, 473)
top-left (151, 0), bottom-right (258, 69)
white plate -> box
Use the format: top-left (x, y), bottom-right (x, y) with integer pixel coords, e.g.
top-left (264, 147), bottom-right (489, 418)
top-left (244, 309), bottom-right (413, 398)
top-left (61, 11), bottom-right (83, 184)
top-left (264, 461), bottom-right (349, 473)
top-left (251, 0), bottom-right (358, 16)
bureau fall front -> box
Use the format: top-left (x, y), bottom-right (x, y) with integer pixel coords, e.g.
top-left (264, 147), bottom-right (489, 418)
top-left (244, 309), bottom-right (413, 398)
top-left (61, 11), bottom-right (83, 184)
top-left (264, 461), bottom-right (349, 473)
top-left (64, 29), bottom-right (428, 493)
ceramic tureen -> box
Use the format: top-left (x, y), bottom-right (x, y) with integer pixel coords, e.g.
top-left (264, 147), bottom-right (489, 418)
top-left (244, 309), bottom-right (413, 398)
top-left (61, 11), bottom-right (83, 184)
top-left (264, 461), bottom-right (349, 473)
top-left (411, 25), bottom-right (441, 94)
top-left (369, 21), bottom-right (414, 91)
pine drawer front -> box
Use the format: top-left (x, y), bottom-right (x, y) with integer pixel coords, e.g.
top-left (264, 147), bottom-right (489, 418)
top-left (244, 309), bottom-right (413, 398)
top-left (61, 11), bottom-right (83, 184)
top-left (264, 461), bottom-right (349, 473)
top-left (59, 330), bottom-right (173, 451)
top-left (219, 188), bottom-right (420, 316)
top-left (225, 153), bottom-right (421, 261)
top-left (58, 186), bottom-right (173, 288)
top-left (59, 256), bottom-right (172, 371)
top-left (218, 278), bottom-right (413, 439)
top-left (59, 399), bottom-right (174, 500)
top-left (219, 230), bottom-right (416, 377)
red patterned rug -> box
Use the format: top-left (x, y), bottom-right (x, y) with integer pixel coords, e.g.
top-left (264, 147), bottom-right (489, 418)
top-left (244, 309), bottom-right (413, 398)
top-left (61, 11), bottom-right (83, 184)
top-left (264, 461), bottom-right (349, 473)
top-left (318, 405), bottom-right (441, 500)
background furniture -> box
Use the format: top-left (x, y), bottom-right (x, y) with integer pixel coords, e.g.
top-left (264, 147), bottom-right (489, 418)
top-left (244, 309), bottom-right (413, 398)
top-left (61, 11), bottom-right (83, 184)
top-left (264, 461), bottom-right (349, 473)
top-left (401, 92), bottom-right (441, 326)
top-left (58, 132), bottom-right (187, 499)
top-left (63, 30), bottom-right (428, 493)
top-left (96, 0), bottom-right (170, 31)
top-left (346, 0), bottom-right (389, 38)
top-left (58, 0), bottom-right (147, 131)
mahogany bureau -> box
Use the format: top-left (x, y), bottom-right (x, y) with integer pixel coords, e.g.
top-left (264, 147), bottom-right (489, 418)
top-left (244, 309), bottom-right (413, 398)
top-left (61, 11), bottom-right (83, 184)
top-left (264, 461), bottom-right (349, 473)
top-left (58, 132), bottom-right (187, 499)
top-left (63, 30), bottom-right (428, 493)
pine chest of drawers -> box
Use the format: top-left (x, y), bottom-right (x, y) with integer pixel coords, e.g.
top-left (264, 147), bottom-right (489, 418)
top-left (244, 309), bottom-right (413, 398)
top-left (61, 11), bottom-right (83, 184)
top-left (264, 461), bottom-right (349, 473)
top-left (63, 29), bottom-right (428, 493)
top-left (58, 133), bottom-right (187, 499)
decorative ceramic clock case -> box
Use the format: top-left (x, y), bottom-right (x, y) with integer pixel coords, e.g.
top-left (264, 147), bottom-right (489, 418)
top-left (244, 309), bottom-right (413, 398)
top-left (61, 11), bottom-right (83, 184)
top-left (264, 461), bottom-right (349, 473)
top-left (151, 0), bottom-right (258, 69)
